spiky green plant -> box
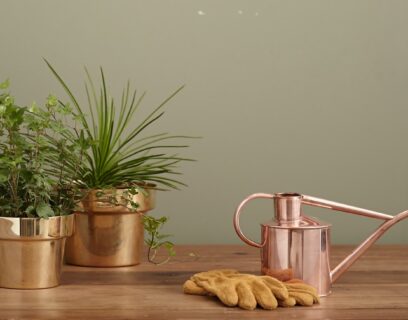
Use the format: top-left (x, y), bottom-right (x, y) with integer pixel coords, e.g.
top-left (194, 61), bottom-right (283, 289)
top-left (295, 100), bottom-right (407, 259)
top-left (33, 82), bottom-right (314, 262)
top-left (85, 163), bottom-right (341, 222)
top-left (45, 60), bottom-right (193, 190)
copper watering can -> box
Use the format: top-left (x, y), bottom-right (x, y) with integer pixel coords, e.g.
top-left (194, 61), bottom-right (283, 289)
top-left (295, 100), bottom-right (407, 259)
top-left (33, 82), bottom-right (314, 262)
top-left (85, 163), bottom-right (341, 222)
top-left (233, 192), bottom-right (408, 296)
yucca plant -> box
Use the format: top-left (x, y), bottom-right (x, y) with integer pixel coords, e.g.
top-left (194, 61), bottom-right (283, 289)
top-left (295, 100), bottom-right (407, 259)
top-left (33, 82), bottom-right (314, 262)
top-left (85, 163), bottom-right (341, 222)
top-left (45, 60), bottom-right (195, 263)
top-left (45, 64), bottom-right (192, 189)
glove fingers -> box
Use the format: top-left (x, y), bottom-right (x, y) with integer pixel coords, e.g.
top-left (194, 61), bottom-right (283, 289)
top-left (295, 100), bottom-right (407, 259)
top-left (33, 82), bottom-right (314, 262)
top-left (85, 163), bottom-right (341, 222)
top-left (216, 283), bottom-right (240, 307)
top-left (296, 289), bottom-right (319, 303)
top-left (259, 275), bottom-right (285, 289)
top-left (252, 280), bottom-right (278, 310)
top-left (183, 280), bottom-right (207, 295)
top-left (278, 297), bottom-right (296, 307)
top-left (195, 278), bottom-right (239, 307)
top-left (193, 269), bottom-right (238, 280)
top-left (236, 282), bottom-right (257, 310)
top-left (218, 269), bottom-right (239, 275)
top-left (260, 276), bottom-right (289, 300)
top-left (285, 278), bottom-right (305, 284)
top-left (286, 282), bottom-right (318, 295)
top-left (289, 292), bottom-right (314, 306)
top-left (191, 277), bottom-right (218, 296)
top-left (289, 289), bottom-right (320, 304)
top-left (286, 283), bottom-right (320, 304)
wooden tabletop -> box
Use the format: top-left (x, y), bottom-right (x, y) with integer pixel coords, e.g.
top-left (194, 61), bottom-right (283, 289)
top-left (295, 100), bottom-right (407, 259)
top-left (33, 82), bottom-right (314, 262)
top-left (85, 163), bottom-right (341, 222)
top-left (0, 245), bottom-right (407, 320)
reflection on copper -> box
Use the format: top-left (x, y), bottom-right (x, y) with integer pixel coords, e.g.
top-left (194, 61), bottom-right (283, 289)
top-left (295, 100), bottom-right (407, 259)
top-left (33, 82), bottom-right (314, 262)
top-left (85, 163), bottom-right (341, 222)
top-left (65, 187), bottom-right (156, 267)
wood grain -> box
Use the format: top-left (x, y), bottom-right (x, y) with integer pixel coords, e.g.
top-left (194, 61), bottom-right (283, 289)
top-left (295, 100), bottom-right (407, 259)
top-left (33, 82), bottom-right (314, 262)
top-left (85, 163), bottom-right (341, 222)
top-left (0, 245), bottom-right (407, 320)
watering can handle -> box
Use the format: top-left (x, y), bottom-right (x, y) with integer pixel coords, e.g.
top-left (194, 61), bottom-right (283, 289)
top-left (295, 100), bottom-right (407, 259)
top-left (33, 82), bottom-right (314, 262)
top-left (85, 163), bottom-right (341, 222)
top-left (233, 193), bottom-right (275, 248)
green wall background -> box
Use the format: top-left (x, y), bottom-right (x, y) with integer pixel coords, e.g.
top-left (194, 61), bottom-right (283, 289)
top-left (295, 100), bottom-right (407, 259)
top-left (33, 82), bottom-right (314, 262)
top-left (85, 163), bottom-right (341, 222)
top-left (1, 0), bottom-right (407, 244)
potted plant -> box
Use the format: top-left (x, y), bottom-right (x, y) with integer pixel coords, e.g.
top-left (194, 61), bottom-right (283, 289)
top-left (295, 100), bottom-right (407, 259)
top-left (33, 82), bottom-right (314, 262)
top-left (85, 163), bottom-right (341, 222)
top-left (45, 61), bottom-right (194, 267)
top-left (0, 80), bottom-right (89, 288)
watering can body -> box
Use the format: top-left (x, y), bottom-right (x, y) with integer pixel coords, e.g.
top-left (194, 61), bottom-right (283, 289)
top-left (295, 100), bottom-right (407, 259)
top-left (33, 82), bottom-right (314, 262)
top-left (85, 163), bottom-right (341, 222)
top-left (261, 217), bottom-right (332, 295)
top-left (234, 192), bottom-right (408, 296)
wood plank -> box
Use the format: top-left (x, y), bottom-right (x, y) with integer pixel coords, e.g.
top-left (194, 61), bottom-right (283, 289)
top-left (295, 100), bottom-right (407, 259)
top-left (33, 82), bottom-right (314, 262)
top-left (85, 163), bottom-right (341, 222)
top-left (0, 245), bottom-right (407, 320)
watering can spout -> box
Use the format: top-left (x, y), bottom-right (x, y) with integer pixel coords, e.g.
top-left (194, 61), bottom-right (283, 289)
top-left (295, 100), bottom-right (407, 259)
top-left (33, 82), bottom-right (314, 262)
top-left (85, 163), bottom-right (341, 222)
top-left (302, 195), bottom-right (408, 283)
top-left (329, 209), bottom-right (408, 282)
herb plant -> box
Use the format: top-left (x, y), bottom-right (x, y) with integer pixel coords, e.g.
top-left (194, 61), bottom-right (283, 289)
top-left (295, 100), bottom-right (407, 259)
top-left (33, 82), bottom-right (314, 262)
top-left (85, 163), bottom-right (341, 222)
top-left (0, 79), bottom-right (90, 218)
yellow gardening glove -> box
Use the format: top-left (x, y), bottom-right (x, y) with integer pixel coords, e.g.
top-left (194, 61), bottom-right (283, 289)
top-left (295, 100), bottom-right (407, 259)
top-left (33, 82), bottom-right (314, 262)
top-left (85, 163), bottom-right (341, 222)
top-left (183, 269), bottom-right (239, 296)
top-left (279, 279), bottom-right (320, 307)
top-left (183, 269), bottom-right (289, 310)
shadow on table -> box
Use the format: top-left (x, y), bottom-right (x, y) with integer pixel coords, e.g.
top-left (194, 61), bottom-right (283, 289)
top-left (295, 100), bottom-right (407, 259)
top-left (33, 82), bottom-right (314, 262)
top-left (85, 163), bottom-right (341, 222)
top-left (60, 270), bottom-right (193, 286)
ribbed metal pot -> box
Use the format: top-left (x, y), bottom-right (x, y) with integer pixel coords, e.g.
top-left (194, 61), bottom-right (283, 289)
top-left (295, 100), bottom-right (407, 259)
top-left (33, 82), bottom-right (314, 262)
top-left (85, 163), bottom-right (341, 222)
top-left (0, 214), bottom-right (74, 289)
top-left (65, 187), bottom-right (156, 267)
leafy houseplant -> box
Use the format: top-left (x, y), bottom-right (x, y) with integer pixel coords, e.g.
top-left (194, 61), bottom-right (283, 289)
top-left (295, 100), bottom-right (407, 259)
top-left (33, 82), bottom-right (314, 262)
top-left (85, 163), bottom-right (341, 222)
top-left (0, 79), bottom-right (89, 288)
top-left (46, 60), bottom-right (194, 266)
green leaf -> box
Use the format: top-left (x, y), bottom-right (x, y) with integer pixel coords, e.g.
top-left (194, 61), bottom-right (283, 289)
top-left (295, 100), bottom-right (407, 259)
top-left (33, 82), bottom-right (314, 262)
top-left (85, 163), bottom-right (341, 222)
top-left (25, 205), bottom-right (36, 217)
top-left (28, 102), bottom-right (40, 113)
top-left (0, 171), bottom-right (8, 183)
top-left (46, 94), bottom-right (58, 107)
top-left (4, 95), bottom-right (14, 107)
top-left (36, 203), bottom-right (55, 218)
top-left (0, 79), bottom-right (9, 89)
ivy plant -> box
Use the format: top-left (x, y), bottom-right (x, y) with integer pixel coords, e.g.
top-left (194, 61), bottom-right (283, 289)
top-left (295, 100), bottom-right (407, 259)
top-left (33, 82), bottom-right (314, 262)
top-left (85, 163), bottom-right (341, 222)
top-left (0, 79), bottom-right (90, 218)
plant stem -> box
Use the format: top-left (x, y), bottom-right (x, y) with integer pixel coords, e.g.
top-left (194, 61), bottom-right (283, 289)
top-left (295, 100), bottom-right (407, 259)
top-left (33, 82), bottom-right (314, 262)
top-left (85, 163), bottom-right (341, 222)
top-left (7, 128), bottom-right (19, 216)
top-left (146, 227), bottom-right (171, 265)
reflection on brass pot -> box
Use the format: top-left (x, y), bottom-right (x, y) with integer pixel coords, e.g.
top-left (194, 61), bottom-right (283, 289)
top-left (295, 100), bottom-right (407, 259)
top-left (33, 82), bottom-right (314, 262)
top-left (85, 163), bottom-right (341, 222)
top-left (65, 187), bottom-right (156, 267)
top-left (80, 187), bottom-right (156, 214)
top-left (0, 215), bottom-right (74, 289)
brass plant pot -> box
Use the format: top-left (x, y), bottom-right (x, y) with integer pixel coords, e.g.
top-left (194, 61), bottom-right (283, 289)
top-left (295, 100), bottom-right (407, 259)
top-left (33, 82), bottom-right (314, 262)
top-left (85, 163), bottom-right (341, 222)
top-left (0, 214), bottom-right (74, 289)
top-left (65, 187), bottom-right (156, 267)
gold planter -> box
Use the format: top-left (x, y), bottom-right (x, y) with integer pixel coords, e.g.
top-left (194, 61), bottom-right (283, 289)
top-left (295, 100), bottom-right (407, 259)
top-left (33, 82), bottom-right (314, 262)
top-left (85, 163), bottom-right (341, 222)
top-left (65, 187), bottom-right (156, 267)
top-left (0, 214), bottom-right (74, 289)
